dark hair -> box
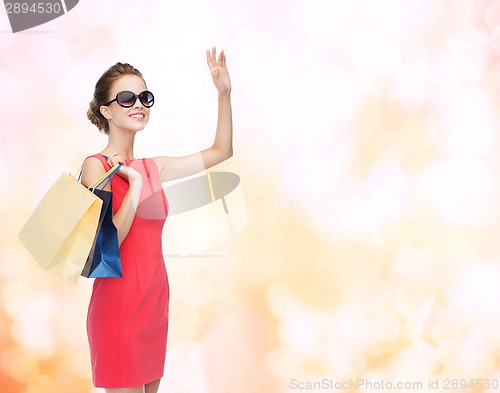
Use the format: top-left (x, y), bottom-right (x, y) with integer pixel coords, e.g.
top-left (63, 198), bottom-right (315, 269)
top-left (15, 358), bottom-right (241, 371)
top-left (87, 62), bottom-right (145, 134)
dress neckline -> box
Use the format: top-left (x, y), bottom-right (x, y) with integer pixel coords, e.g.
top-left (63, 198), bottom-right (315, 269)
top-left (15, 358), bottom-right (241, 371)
top-left (100, 153), bottom-right (140, 162)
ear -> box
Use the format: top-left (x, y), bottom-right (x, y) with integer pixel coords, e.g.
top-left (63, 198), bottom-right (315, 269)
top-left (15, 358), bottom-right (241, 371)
top-left (100, 105), bottom-right (112, 120)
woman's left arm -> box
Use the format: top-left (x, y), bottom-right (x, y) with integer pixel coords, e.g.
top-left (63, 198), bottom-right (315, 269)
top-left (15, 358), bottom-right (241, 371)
top-left (154, 47), bottom-right (233, 182)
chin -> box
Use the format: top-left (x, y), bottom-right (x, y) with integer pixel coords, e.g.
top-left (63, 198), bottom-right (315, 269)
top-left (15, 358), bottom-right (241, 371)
top-left (130, 122), bottom-right (148, 132)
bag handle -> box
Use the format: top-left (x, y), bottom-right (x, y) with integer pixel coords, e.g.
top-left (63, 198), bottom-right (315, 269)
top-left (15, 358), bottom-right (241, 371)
top-left (77, 163), bottom-right (121, 192)
top-left (91, 163), bottom-right (121, 191)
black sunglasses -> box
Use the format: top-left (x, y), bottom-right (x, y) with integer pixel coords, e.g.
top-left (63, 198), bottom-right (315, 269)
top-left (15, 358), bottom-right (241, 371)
top-left (104, 90), bottom-right (155, 108)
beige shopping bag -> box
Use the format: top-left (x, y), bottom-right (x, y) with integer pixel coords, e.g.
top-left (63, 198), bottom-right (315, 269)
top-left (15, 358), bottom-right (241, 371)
top-left (18, 164), bottom-right (120, 282)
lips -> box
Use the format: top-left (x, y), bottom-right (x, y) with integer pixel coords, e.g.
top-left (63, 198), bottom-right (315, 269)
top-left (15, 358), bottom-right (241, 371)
top-left (129, 112), bottom-right (145, 119)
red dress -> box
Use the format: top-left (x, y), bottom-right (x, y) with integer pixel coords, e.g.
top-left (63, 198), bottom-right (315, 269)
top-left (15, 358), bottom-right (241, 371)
top-left (85, 154), bottom-right (169, 388)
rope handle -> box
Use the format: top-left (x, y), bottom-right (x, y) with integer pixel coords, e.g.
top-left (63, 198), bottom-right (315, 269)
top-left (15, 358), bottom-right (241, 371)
top-left (77, 163), bottom-right (122, 192)
top-left (92, 164), bottom-right (121, 190)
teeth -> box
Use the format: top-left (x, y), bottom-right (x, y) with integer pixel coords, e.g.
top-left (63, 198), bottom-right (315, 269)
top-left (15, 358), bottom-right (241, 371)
top-left (130, 114), bottom-right (144, 118)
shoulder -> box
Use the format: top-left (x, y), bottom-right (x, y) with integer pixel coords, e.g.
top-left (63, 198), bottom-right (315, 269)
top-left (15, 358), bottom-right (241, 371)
top-left (81, 155), bottom-right (108, 188)
top-left (150, 156), bottom-right (171, 170)
top-left (151, 155), bottom-right (175, 167)
top-left (150, 156), bottom-right (162, 165)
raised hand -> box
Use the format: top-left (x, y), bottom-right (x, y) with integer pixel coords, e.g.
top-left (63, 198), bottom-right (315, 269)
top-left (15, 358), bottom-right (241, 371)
top-left (206, 47), bottom-right (231, 95)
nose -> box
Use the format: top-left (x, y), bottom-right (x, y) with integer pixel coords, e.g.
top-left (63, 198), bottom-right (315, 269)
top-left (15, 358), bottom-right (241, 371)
top-left (133, 96), bottom-right (144, 108)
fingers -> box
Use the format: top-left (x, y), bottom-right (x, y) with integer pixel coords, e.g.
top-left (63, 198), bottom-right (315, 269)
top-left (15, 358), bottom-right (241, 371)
top-left (207, 47), bottom-right (215, 66)
top-left (108, 152), bottom-right (126, 167)
top-left (207, 47), bottom-right (227, 68)
top-left (220, 51), bottom-right (226, 68)
top-left (206, 49), bottom-right (213, 67)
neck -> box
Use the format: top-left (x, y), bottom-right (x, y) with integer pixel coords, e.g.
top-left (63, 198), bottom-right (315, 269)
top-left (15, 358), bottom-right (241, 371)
top-left (102, 127), bottom-right (136, 160)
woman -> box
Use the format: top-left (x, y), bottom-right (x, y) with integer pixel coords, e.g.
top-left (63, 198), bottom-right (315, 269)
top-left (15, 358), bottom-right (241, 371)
top-left (81, 47), bottom-right (232, 393)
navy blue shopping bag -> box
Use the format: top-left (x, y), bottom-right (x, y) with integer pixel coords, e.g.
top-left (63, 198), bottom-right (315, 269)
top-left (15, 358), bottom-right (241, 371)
top-left (80, 166), bottom-right (122, 278)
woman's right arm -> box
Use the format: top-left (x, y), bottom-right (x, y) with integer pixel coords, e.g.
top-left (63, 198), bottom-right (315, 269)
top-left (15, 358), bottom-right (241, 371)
top-left (81, 156), bottom-right (143, 246)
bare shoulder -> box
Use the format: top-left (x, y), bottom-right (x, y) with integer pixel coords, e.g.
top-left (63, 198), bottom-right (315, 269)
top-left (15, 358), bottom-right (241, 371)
top-left (81, 156), bottom-right (108, 190)
top-left (151, 156), bottom-right (171, 165)
top-left (151, 155), bottom-right (174, 174)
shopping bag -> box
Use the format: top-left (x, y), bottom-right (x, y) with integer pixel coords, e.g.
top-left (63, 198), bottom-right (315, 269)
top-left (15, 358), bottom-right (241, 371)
top-left (81, 188), bottom-right (122, 278)
top-left (18, 164), bottom-right (121, 282)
